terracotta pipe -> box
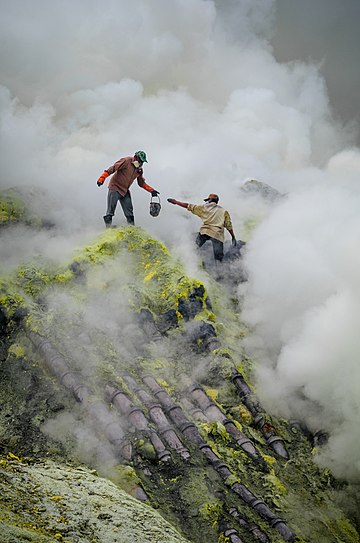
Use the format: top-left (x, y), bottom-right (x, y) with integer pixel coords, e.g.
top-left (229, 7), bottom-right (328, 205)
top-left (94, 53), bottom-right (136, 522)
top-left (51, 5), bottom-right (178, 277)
top-left (72, 383), bottom-right (92, 403)
top-left (105, 385), bottom-right (171, 463)
top-left (141, 375), bottom-right (295, 541)
top-left (28, 333), bottom-right (71, 380)
top-left (179, 397), bottom-right (208, 422)
top-left (229, 507), bottom-right (270, 543)
top-left (198, 443), bottom-right (222, 465)
top-left (188, 384), bottom-right (224, 421)
top-left (219, 525), bottom-right (245, 543)
top-left (231, 370), bottom-right (289, 460)
top-left (85, 400), bottom-right (132, 461)
top-left (188, 384), bottom-right (263, 464)
top-left (142, 374), bottom-right (205, 446)
top-left (106, 386), bottom-right (147, 431)
top-left (254, 414), bottom-right (289, 460)
top-left (123, 375), bottom-right (190, 461)
top-left (147, 405), bottom-right (190, 460)
top-left (27, 331), bottom-right (132, 462)
top-left (223, 529), bottom-right (245, 543)
top-left (231, 370), bottom-right (260, 416)
top-left (231, 484), bottom-right (295, 542)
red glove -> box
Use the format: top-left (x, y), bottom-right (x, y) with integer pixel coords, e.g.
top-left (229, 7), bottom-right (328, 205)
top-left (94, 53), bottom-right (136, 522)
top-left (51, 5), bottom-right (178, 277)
top-left (97, 171), bottom-right (109, 187)
top-left (141, 181), bottom-right (155, 193)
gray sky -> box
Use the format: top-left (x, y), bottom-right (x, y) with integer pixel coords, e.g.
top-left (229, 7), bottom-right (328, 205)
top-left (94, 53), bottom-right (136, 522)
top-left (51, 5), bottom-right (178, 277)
top-left (272, 0), bottom-right (360, 138)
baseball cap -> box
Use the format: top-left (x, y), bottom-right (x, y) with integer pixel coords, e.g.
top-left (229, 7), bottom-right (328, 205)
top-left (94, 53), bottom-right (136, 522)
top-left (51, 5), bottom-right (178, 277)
top-left (204, 193), bottom-right (219, 201)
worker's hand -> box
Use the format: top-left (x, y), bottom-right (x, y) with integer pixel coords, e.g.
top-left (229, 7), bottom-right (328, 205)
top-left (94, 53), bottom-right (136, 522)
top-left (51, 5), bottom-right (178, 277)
top-left (167, 198), bottom-right (177, 204)
top-left (97, 171), bottom-right (109, 187)
top-left (232, 237), bottom-right (237, 247)
top-left (151, 190), bottom-right (160, 197)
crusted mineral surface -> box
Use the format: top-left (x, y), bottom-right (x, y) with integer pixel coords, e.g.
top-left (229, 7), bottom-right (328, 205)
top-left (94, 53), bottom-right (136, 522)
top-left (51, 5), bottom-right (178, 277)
top-left (0, 195), bottom-right (359, 543)
top-left (0, 456), bottom-right (191, 543)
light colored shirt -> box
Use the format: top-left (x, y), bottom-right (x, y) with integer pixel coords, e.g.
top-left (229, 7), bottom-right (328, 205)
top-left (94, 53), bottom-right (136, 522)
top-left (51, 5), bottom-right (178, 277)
top-left (187, 202), bottom-right (233, 242)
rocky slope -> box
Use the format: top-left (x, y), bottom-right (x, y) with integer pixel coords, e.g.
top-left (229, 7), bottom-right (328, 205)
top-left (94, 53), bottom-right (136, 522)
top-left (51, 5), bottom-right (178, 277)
top-left (0, 189), bottom-right (359, 543)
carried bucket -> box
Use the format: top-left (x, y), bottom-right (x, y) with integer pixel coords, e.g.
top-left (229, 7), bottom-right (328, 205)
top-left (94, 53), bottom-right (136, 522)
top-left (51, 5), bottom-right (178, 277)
top-left (150, 195), bottom-right (161, 217)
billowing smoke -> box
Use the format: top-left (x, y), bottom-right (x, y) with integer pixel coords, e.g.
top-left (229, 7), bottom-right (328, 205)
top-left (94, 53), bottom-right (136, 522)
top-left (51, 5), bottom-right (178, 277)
top-left (1, 0), bottom-right (360, 481)
top-left (241, 153), bottom-right (360, 481)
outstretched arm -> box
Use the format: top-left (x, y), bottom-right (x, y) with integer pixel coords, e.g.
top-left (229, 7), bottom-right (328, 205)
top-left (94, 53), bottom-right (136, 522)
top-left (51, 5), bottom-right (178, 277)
top-left (167, 198), bottom-right (189, 208)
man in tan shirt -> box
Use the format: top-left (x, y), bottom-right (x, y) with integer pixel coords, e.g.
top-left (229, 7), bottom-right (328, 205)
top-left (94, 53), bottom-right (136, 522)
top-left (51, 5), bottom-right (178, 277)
top-left (97, 150), bottom-right (159, 227)
top-left (167, 193), bottom-right (236, 262)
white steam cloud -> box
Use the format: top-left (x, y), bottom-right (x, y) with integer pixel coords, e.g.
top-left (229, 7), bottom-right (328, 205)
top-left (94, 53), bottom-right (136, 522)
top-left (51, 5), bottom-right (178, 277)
top-left (1, 0), bottom-right (360, 481)
top-left (241, 156), bottom-right (360, 480)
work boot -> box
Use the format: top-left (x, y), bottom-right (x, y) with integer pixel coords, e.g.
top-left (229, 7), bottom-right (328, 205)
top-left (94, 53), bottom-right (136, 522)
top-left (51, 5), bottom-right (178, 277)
top-left (103, 214), bottom-right (112, 227)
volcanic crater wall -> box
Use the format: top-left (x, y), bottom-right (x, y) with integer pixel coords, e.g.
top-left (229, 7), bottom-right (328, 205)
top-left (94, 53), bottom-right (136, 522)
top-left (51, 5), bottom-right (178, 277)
top-left (0, 205), bottom-right (359, 543)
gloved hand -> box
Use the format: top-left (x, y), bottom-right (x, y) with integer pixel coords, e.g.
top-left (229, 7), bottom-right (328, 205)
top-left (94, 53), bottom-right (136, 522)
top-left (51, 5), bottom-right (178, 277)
top-left (97, 171), bottom-right (109, 187)
top-left (151, 190), bottom-right (160, 197)
top-left (232, 238), bottom-right (237, 247)
top-left (167, 198), bottom-right (177, 204)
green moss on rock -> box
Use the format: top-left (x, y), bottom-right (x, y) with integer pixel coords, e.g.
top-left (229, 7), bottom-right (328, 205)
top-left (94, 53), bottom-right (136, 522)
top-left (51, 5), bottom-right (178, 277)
top-left (0, 223), bottom-right (359, 543)
top-left (0, 457), bottom-right (192, 543)
top-left (0, 189), bottom-right (27, 225)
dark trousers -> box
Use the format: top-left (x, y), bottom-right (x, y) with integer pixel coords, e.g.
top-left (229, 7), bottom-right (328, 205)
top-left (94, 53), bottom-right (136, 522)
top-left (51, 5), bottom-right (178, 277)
top-left (106, 189), bottom-right (134, 225)
top-left (196, 233), bottom-right (224, 261)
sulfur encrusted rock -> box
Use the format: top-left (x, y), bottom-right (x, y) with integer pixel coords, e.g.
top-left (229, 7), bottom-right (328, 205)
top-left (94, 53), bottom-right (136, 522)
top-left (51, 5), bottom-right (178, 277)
top-left (0, 191), bottom-right (359, 543)
top-left (0, 456), bottom-right (192, 543)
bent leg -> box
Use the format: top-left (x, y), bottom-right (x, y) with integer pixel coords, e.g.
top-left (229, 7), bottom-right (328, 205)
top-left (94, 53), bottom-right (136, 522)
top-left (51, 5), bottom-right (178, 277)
top-left (196, 233), bottom-right (210, 248)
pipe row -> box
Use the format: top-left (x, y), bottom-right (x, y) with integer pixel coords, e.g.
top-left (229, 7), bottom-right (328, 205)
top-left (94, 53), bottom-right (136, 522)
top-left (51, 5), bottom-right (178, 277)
top-left (142, 374), bottom-right (205, 446)
top-left (182, 317), bottom-right (290, 461)
top-left (230, 482), bottom-right (294, 541)
top-left (231, 370), bottom-right (289, 460)
top-left (229, 507), bottom-right (270, 543)
top-left (141, 374), bottom-right (295, 542)
top-left (187, 383), bottom-right (266, 467)
top-left (27, 331), bottom-right (132, 462)
top-left (123, 374), bottom-right (191, 461)
top-left (105, 384), bottom-right (171, 463)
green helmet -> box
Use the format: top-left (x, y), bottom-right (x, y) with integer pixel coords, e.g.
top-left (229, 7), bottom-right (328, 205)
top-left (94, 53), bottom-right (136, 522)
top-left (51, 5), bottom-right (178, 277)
top-left (135, 150), bottom-right (148, 163)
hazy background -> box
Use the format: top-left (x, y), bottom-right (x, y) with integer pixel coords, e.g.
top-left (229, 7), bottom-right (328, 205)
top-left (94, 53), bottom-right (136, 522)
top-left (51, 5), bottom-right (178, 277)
top-left (1, 0), bottom-right (360, 482)
top-left (272, 0), bottom-right (360, 139)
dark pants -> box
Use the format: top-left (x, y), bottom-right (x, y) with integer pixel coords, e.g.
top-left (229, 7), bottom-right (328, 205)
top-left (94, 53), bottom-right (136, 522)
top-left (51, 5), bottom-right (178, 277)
top-left (105, 189), bottom-right (134, 225)
top-left (196, 233), bottom-right (224, 261)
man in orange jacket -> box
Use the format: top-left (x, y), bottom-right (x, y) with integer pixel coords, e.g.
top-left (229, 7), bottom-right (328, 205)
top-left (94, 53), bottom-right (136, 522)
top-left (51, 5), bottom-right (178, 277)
top-left (97, 150), bottom-right (159, 227)
top-left (167, 193), bottom-right (236, 262)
